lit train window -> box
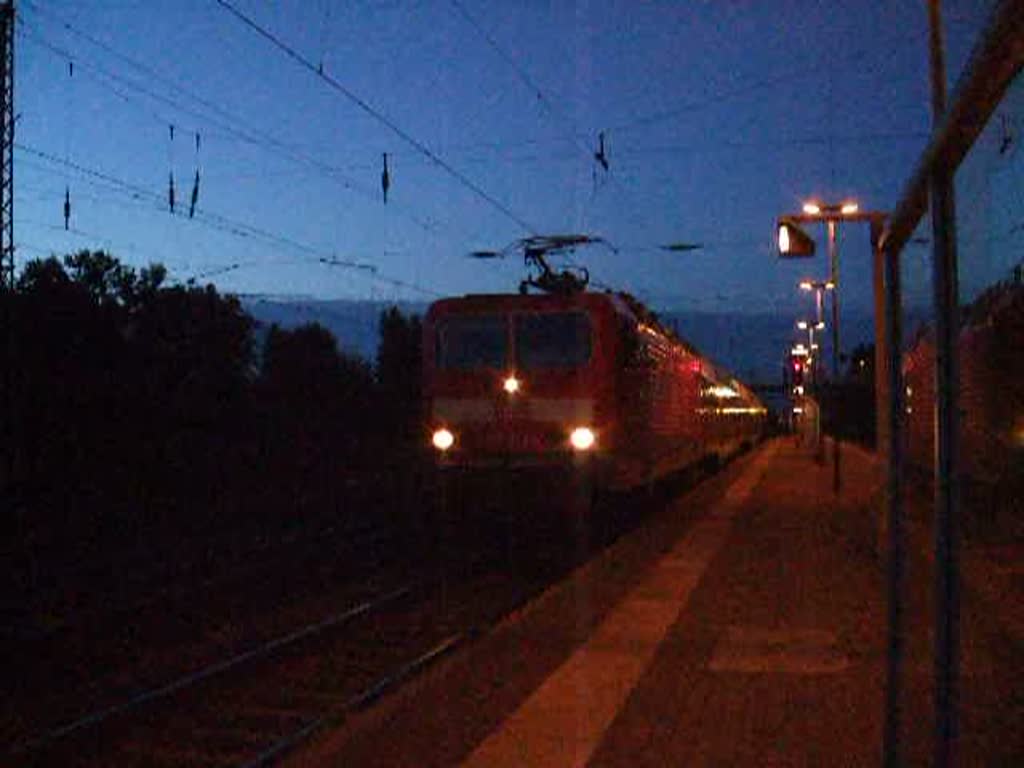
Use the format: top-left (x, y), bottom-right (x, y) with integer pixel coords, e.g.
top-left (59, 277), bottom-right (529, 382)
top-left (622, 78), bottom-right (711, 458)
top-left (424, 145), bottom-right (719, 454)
top-left (436, 315), bottom-right (507, 369)
top-left (514, 312), bottom-right (592, 369)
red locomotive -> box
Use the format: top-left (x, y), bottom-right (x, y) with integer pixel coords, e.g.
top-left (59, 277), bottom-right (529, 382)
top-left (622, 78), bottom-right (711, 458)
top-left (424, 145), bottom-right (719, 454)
top-left (421, 237), bottom-right (765, 494)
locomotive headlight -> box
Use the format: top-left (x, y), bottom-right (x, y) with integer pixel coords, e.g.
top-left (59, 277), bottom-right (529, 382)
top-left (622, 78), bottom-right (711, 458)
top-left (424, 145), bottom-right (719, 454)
top-left (569, 426), bottom-right (596, 451)
top-left (432, 428), bottom-right (455, 451)
top-left (503, 375), bottom-right (520, 394)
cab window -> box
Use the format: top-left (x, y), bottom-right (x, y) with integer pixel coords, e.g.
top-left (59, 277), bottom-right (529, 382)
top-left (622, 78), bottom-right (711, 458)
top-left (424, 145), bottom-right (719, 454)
top-left (514, 312), bottom-right (592, 369)
top-left (436, 315), bottom-right (507, 369)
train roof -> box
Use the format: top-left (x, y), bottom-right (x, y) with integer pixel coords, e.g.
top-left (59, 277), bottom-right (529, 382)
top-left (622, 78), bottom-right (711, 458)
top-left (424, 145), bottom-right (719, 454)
top-left (427, 291), bottom-right (618, 312)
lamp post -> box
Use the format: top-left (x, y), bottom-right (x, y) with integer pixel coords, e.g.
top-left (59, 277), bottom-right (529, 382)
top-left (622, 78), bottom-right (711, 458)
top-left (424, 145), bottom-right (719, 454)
top-left (776, 201), bottom-right (886, 494)
top-left (799, 278), bottom-right (835, 327)
top-left (797, 319), bottom-right (826, 386)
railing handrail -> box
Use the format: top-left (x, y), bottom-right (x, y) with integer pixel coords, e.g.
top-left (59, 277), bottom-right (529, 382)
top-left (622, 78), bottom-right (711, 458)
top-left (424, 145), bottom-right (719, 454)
top-left (880, 0), bottom-right (1024, 257)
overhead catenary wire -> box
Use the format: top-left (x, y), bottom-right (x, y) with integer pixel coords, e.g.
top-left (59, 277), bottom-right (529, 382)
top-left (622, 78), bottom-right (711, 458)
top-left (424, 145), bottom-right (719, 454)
top-left (211, 0), bottom-right (539, 235)
top-left (15, 13), bottom-right (444, 238)
top-left (448, 0), bottom-right (627, 238)
top-left (14, 12), bottom-right (448, 296)
top-left (16, 144), bottom-right (442, 298)
top-left (448, 0), bottom-right (595, 160)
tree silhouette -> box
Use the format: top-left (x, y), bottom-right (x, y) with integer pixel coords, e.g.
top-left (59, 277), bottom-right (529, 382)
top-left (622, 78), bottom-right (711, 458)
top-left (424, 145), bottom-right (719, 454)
top-left (5, 251), bottom-right (258, 533)
top-left (376, 306), bottom-right (422, 444)
top-left (259, 322), bottom-right (374, 460)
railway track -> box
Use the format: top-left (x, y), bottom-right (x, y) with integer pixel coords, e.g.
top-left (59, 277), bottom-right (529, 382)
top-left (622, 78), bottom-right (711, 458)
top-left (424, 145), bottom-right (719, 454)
top-left (8, 542), bottom-right (555, 768)
top-left (1, 518), bottom-right (422, 753)
top-left (6, 457), bottom-right (721, 766)
top-left (5, 477), bottom-right (415, 644)
top-left (8, 517), bottom-right (401, 643)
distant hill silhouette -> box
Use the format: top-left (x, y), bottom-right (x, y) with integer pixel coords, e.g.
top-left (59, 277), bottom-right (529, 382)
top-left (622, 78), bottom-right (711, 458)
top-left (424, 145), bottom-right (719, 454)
top-left (241, 295), bottom-right (923, 386)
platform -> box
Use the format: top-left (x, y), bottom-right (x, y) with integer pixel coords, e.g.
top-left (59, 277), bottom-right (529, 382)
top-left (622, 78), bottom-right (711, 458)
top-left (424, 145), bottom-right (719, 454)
top-left (288, 438), bottom-right (1023, 766)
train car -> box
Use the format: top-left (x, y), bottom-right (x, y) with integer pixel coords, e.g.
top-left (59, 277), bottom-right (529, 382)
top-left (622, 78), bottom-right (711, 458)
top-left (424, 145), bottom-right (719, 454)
top-left (422, 290), bottom-right (765, 495)
top-left (903, 278), bottom-right (1024, 535)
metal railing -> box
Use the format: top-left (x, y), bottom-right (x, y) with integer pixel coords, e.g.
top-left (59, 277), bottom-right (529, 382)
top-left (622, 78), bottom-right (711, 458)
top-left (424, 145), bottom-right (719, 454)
top-left (875, 2), bottom-right (1024, 765)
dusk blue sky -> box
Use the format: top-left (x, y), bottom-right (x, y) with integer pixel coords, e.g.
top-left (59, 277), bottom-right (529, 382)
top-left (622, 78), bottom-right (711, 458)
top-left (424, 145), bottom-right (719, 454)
top-left (12, 1), bottom-right (1008, 316)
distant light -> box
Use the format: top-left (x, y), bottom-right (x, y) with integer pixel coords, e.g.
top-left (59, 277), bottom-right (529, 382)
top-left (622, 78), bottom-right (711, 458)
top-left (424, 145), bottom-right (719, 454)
top-left (793, 406), bottom-right (804, 414)
top-left (778, 224), bottom-right (791, 254)
top-left (432, 428), bottom-right (455, 451)
top-left (803, 202), bottom-right (821, 215)
top-left (503, 375), bottom-right (520, 394)
top-left (570, 427), bottom-right (596, 451)
top-left (825, 281), bottom-right (835, 290)
top-left (797, 320), bottom-right (808, 330)
top-left (794, 385), bottom-right (804, 395)
top-left (705, 385), bottom-right (739, 399)
top-left (815, 321), bottom-right (825, 330)
top-left (799, 281), bottom-right (813, 291)
top-left (841, 202), bottom-right (859, 215)
top-left (792, 344), bottom-right (808, 355)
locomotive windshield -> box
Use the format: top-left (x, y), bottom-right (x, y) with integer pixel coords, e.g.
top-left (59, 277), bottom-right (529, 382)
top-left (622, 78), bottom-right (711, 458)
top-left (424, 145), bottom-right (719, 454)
top-left (514, 312), bottom-right (591, 369)
top-left (435, 315), bottom-right (507, 369)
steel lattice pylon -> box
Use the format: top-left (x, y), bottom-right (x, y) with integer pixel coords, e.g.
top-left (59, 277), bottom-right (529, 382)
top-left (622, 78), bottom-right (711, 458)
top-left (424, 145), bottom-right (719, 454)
top-left (0, 2), bottom-right (12, 291)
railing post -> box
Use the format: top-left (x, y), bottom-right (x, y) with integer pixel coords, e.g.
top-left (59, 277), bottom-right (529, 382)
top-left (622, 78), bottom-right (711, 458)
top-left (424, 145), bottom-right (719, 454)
top-left (927, 2), bottom-right (961, 765)
top-left (881, 230), bottom-right (905, 767)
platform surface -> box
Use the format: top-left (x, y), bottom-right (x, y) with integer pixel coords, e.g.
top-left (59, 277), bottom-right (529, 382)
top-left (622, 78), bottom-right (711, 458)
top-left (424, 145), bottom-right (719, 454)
top-left (289, 438), bottom-right (1024, 767)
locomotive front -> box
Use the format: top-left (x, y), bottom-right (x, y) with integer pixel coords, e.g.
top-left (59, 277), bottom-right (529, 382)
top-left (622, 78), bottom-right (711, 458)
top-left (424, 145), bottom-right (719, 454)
top-left (423, 293), bottom-right (616, 477)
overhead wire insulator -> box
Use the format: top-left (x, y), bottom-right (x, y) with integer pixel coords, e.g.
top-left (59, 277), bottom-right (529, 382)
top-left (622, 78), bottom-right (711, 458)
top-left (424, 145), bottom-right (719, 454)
top-left (189, 170), bottom-right (200, 219)
top-left (64, 59), bottom-right (74, 229)
top-left (189, 132), bottom-right (201, 218)
top-left (168, 123), bottom-right (176, 213)
top-left (594, 131), bottom-right (609, 172)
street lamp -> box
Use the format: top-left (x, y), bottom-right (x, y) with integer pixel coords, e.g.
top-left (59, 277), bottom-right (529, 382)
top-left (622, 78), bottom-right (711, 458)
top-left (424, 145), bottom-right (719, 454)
top-left (799, 278), bottom-right (835, 327)
top-left (795, 201), bottom-right (855, 393)
top-left (796, 318), bottom-right (825, 387)
top-left (777, 217), bottom-right (816, 257)
top-left (775, 199), bottom-right (886, 494)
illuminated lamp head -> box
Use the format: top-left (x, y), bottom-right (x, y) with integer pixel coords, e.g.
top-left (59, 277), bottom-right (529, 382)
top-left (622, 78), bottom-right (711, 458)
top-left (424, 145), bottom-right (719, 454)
top-left (432, 428), bottom-right (455, 451)
top-left (569, 427), bottom-right (596, 451)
